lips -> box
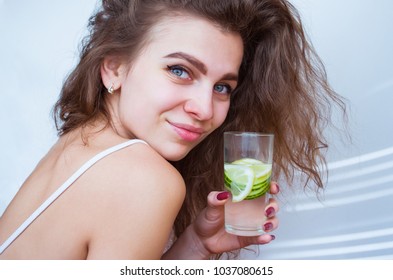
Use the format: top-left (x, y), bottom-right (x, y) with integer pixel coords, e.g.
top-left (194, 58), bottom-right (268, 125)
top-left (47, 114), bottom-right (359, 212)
top-left (169, 121), bottom-right (205, 142)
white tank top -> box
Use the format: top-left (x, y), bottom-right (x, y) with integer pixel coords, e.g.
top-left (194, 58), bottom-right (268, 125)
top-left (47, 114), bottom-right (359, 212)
top-left (0, 139), bottom-right (147, 254)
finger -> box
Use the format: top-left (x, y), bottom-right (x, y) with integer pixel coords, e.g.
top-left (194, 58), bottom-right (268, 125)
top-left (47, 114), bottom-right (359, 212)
top-left (203, 191), bottom-right (229, 222)
top-left (257, 234), bottom-right (276, 244)
top-left (263, 216), bottom-right (279, 232)
top-left (239, 234), bottom-right (276, 247)
top-left (269, 181), bottom-right (280, 195)
top-left (265, 198), bottom-right (279, 218)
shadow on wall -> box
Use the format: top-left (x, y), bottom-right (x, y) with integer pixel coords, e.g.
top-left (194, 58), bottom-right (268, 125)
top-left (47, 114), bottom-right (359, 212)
top-left (241, 146), bottom-right (393, 260)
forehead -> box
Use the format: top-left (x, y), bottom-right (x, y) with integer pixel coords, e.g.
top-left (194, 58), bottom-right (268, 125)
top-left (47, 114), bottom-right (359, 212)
top-left (141, 15), bottom-right (244, 68)
top-left (150, 14), bottom-right (240, 45)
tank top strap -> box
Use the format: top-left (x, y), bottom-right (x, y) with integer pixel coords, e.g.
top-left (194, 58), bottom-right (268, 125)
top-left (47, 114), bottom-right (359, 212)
top-left (0, 139), bottom-right (147, 254)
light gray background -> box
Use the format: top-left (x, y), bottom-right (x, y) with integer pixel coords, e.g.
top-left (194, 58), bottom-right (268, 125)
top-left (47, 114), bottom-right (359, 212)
top-left (1, 0), bottom-right (392, 259)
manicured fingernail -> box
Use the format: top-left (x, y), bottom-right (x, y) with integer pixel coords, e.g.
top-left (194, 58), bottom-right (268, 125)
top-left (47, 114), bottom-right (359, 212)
top-left (276, 184), bottom-right (280, 193)
top-left (270, 235), bottom-right (276, 241)
top-left (217, 191), bottom-right (230, 201)
top-left (264, 222), bottom-right (273, 231)
top-left (265, 207), bottom-right (275, 218)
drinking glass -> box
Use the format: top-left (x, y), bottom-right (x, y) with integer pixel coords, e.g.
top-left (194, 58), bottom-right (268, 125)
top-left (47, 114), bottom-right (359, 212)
top-left (224, 132), bottom-right (274, 236)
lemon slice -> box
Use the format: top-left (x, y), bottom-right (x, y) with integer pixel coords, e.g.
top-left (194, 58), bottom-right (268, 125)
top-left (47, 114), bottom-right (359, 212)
top-left (230, 158), bottom-right (272, 200)
top-left (224, 164), bottom-right (254, 202)
top-left (232, 158), bottom-right (271, 178)
top-left (232, 158), bottom-right (261, 165)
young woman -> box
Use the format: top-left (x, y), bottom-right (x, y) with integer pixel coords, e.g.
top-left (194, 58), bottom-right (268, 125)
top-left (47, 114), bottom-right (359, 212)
top-left (0, 0), bottom-right (345, 259)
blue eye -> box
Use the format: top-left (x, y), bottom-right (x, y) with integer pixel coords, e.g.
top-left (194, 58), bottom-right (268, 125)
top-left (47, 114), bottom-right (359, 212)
top-left (214, 84), bottom-right (232, 95)
top-left (167, 65), bottom-right (191, 79)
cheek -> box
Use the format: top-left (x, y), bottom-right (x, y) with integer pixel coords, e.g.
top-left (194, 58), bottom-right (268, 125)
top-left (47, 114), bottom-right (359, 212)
top-left (118, 81), bottom-right (182, 129)
top-left (213, 101), bottom-right (230, 128)
top-left (117, 94), bottom-right (142, 130)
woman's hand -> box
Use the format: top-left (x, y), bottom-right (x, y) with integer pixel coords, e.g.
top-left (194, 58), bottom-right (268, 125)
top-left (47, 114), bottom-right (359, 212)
top-left (161, 183), bottom-right (279, 259)
top-left (192, 182), bottom-right (279, 257)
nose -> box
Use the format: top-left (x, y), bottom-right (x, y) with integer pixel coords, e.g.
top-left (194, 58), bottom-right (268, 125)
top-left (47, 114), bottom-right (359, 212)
top-left (183, 86), bottom-right (214, 121)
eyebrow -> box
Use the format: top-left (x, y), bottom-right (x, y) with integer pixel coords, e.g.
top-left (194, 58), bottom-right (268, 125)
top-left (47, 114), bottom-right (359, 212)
top-left (164, 52), bottom-right (207, 74)
top-left (164, 52), bottom-right (238, 82)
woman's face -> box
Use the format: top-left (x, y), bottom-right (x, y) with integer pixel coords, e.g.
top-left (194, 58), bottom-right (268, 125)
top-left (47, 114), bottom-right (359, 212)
top-left (115, 16), bottom-right (244, 161)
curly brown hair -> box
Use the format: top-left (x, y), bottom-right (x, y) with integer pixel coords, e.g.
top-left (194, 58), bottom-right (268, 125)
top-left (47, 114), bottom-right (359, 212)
top-left (53, 0), bottom-right (347, 237)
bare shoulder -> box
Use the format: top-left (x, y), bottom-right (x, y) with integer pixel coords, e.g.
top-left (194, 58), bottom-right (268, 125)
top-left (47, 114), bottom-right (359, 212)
top-left (107, 141), bottom-right (186, 201)
top-left (83, 141), bottom-right (186, 259)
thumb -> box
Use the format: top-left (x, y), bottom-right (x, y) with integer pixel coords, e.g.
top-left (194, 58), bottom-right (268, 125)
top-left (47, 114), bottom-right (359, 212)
top-left (204, 191), bottom-right (230, 222)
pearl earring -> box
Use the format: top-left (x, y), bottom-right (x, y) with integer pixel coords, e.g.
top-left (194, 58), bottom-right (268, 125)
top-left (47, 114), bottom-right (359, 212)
top-left (107, 83), bottom-right (115, 94)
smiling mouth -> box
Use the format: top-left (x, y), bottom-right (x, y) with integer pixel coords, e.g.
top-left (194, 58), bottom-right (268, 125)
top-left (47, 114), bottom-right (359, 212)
top-left (168, 122), bottom-right (205, 142)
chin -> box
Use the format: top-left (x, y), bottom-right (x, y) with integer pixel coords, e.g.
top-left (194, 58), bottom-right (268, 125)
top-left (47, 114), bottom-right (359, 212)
top-left (164, 151), bottom-right (189, 162)
top-left (160, 145), bottom-right (193, 162)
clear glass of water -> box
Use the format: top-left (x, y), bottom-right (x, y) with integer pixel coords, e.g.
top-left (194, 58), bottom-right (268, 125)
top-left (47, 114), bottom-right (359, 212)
top-left (224, 132), bottom-right (274, 236)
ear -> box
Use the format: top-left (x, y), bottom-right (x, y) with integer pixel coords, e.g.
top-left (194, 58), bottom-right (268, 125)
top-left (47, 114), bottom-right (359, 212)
top-left (100, 56), bottom-right (127, 92)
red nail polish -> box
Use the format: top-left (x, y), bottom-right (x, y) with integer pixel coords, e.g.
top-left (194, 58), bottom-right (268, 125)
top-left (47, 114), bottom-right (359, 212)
top-left (265, 207), bottom-right (275, 218)
top-left (264, 222), bottom-right (273, 231)
top-left (217, 191), bottom-right (230, 201)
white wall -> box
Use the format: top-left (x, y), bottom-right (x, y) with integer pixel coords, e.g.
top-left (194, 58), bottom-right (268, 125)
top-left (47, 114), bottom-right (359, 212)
top-left (1, 0), bottom-right (392, 259)
top-left (246, 0), bottom-right (393, 260)
top-left (0, 0), bottom-right (97, 211)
